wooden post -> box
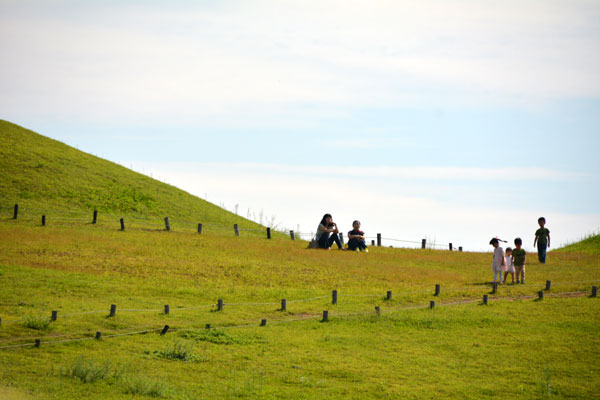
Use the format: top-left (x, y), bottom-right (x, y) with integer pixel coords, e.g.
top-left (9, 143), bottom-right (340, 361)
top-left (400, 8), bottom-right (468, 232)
top-left (430, 300), bottom-right (435, 309)
top-left (197, 223), bottom-right (202, 234)
top-left (109, 304), bottom-right (116, 317)
top-left (35, 339), bottom-right (41, 347)
top-left (386, 290), bottom-right (392, 300)
top-left (13, 204), bottom-right (18, 219)
top-left (538, 290), bottom-right (544, 300)
top-left (281, 299), bottom-right (287, 311)
top-left (592, 286), bottom-right (598, 297)
top-left (42, 215), bottom-right (46, 226)
top-left (164, 305), bottom-right (170, 315)
top-left (93, 210), bottom-right (98, 224)
top-left (332, 290), bottom-right (338, 305)
top-left (483, 294), bottom-right (488, 305)
top-left (339, 232), bottom-right (344, 245)
top-left (95, 331), bottom-right (101, 340)
top-left (120, 218), bottom-right (125, 231)
top-left (375, 306), bottom-right (381, 315)
top-left (205, 323), bottom-right (211, 330)
top-left (371, 240), bottom-right (375, 246)
top-left (421, 239), bottom-right (426, 249)
top-left (0, 317), bottom-right (2, 326)
top-left (160, 325), bottom-right (169, 335)
top-left (51, 310), bottom-right (57, 322)
top-left (260, 319), bottom-right (267, 326)
top-left (449, 243), bottom-right (453, 251)
top-left (434, 284), bottom-right (441, 296)
top-left (322, 310), bottom-right (329, 322)
top-left (459, 246), bottom-right (463, 252)
top-left (290, 230), bottom-right (295, 240)
top-left (377, 233), bottom-right (382, 247)
top-left (164, 217), bottom-right (170, 232)
top-left (217, 299), bottom-right (223, 311)
top-left (234, 224), bottom-right (239, 236)
top-left (267, 227), bottom-right (271, 239)
top-left (545, 280), bottom-right (551, 291)
top-left (492, 282), bottom-right (498, 294)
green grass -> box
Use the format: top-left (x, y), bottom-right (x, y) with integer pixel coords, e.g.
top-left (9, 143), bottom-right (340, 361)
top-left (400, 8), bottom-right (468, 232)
top-left (557, 233), bottom-right (600, 254)
top-left (0, 120), bottom-right (269, 232)
top-left (1, 221), bottom-right (599, 399)
top-left (23, 315), bottom-right (52, 331)
top-left (1, 120), bottom-right (599, 398)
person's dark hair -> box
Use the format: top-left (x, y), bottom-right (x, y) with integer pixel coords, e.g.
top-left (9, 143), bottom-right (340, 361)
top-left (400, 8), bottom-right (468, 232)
top-left (352, 220), bottom-right (360, 225)
top-left (514, 237), bottom-right (522, 245)
top-left (506, 247), bottom-right (512, 252)
top-left (320, 213), bottom-right (332, 226)
top-left (538, 217), bottom-right (546, 223)
top-left (489, 238), bottom-right (499, 245)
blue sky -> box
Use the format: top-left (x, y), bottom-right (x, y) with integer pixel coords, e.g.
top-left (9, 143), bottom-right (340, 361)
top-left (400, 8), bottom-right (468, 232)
top-left (1, 0), bottom-right (599, 250)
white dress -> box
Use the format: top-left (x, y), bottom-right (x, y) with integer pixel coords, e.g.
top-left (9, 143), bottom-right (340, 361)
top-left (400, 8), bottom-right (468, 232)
top-left (491, 246), bottom-right (504, 272)
top-left (505, 256), bottom-right (515, 273)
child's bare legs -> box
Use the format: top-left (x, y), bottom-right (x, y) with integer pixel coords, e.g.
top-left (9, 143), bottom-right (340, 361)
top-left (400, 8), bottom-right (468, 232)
top-left (509, 272), bottom-right (515, 284)
top-left (520, 266), bottom-right (525, 283)
top-left (503, 271), bottom-right (508, 284)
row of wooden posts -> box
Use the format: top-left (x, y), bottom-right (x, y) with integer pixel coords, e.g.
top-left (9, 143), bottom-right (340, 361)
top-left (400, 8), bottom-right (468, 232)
top-left (2, 282), bottom-right (596, 328)
top-left (10, 204), bottom-right (461, 250)
top-left (11, 283), bottom-right (599, 348)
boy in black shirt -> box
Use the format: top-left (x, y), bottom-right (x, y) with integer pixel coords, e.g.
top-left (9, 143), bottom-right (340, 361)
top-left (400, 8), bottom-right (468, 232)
top-left (348, 220), bottom-right (368, 252)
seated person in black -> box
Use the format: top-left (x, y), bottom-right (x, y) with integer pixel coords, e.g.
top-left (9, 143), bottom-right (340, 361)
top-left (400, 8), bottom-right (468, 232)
top-left (347, 220), bottom-right (368, 252)
top-left (316, 213), bottom-right (344, 250)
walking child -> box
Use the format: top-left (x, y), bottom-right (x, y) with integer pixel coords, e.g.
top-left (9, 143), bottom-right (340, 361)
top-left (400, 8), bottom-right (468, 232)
top-left (490, 238), bottom-right (506, 284)
top-left (512, 237), bottom-right (526, 284)
top-left (533, 217), bottom-right (550, 263)
top-left (504, 247), bottom-right (515, 284)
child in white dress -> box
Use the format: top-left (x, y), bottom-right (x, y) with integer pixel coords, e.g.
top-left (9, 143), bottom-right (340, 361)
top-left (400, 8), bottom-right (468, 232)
top-left (490, 238), bottom-right (505, 284)
top-left (503, 247), bottom-right (515, 284)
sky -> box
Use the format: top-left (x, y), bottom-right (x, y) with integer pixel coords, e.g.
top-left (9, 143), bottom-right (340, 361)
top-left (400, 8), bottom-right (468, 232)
top-left (1, 0), bottom-right (599, 251)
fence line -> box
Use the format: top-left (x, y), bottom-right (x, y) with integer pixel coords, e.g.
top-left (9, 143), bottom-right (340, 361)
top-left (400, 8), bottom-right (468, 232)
top-left (0, 290), bottom-right (594, 351)
top-left (3, 204), bottom-right (461, 249)
top-left (1, 281), bottom-right (597, 327)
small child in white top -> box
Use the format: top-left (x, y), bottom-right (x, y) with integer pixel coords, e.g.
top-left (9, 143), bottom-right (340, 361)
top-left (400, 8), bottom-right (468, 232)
top-left (490, 238), bottom-right (506, 284)
top-left (503, 247), bottom-right (515, 284)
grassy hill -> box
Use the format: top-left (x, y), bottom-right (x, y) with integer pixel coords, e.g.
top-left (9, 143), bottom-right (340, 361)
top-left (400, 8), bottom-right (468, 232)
top-left (0, 120), bottom-right (599, 399)
top-left (557, 234), bottom-right (600, 254)
top-left (0, 120), bottom-right (264, 232)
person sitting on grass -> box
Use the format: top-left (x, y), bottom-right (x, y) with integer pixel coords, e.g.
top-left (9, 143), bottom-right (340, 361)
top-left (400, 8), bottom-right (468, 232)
top-left (315, 213), bottom-right (344, 250)
top-left (347, 220), bottom-right (368, 252)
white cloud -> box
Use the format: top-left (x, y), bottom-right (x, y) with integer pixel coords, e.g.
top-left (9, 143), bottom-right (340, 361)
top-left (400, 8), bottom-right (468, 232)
top-left (1, 0), bottom-right (599, 123)
top-left (126, 161), bottom-right (600, 251)
top-left (132, 162), bottom-right (582, 182)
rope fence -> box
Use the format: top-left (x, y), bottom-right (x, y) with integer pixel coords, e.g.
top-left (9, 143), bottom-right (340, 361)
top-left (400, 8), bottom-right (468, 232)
top-left (3, 204), bottom-right (462, 250)
top-left (1, 281), bottom-right (597, 327)
top-left (0, 288), bottom-right (595, 350)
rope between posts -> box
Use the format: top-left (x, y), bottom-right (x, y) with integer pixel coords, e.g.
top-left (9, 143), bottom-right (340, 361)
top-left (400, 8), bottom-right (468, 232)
top-left (1, 281), bottom-right (598, 324)
top-left (5, 206), bottom-right (461, 246)
top-left (0, 291), bottom-right (594, 350)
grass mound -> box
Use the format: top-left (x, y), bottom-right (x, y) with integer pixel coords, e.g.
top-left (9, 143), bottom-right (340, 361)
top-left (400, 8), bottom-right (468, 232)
top-left (0, 120), bottom-right (262, 230)
top-left (557, 234), bottom-right (600, 254)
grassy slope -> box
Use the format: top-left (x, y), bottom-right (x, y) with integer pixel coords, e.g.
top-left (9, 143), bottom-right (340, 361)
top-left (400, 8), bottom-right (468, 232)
top-left (556, 234), bottom-right (600, 254)
top-left (1, 120), bottom-right (599, 399)
top-left (1, 222), bottom-right (599, 399)
top-left (0, 120), bottom-right (263, 231)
